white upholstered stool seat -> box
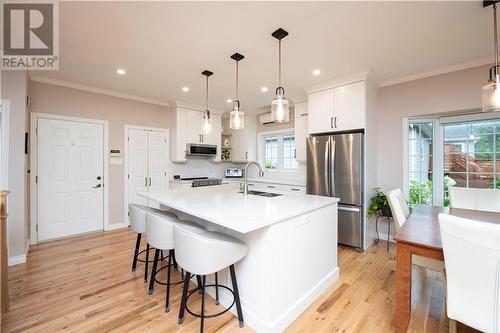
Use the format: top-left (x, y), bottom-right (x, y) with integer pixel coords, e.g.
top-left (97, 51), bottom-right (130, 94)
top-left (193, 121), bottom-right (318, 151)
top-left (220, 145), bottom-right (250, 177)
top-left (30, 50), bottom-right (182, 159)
top-left (129, 203), bottom-right (177, 281)
top-left (174, 228), bottom-right (248, 333)
top-left (145, 211), bottom-right (206, 312)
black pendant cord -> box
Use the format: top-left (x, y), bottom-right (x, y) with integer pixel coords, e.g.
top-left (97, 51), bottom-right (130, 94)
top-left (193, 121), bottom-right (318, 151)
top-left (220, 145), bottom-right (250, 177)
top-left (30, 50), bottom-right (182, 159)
top-left (205, 75), bottom-right (210, 119)
top-left (235, 60), bottom-right (239, 101)
top-left (278, 38), bottom-right (282, 88)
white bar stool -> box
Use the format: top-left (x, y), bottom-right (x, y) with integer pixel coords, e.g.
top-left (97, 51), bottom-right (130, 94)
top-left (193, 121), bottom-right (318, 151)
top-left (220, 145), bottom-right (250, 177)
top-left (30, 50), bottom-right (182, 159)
top-left (145, 211), bottom-right (206, 312)
top-left (129, 203), bottom-right (176, 282)
top-left (174, 228), bottom-right (248, 333)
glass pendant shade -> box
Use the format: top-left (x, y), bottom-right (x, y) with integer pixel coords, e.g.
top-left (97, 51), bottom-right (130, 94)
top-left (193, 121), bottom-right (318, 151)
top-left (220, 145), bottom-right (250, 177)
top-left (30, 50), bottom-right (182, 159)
top-left (271, 87), bottom-right (290, 123)
top-left (482, 74), bottom-right (500, 112)
top-left (230, 100), bottom-right (244, 130)
top-left (201, 111), bottom-right (213, 135)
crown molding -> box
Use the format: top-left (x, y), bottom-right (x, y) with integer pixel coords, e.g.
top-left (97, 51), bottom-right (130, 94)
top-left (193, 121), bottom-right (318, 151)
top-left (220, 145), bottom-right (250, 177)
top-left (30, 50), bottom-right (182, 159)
top-left (379, 57), bottom-right (493, 87)
top-left (30, 76), bottom-right (170, 107)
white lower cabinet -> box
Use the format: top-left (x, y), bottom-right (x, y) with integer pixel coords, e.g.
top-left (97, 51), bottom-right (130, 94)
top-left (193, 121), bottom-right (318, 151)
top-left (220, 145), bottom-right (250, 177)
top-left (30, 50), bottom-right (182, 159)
top-left (246, 181), bottom-right (305, 194)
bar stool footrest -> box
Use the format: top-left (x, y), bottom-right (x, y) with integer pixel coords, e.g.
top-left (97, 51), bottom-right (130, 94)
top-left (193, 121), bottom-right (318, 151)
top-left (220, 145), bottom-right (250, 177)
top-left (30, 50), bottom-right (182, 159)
top-left (185, 284), bottom-right (235, 319)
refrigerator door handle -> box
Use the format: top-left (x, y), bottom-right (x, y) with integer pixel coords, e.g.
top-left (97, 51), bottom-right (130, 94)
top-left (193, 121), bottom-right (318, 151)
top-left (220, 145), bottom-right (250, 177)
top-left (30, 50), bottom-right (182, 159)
top-left (338, 206), bottom-right (361, 213)
top-left (330, 138), bottom-right (336, 197)
top-left (324, 138), bottom-right (331, 196)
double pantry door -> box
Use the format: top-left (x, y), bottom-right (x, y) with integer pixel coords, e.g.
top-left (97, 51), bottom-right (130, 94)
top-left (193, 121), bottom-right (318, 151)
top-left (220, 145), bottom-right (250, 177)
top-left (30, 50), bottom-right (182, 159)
top-left (127, 128), bottom-right (167, 211)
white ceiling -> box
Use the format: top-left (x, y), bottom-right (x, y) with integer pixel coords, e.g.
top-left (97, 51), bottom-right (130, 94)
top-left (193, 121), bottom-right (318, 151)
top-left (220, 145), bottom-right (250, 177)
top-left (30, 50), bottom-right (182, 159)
top-left (32, 1), bottom-right (493, 113)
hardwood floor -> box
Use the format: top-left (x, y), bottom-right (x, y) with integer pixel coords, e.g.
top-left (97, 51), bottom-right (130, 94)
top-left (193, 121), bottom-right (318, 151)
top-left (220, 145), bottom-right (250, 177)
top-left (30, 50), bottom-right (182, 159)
top-left (2, 228), bottom-right (456, 332)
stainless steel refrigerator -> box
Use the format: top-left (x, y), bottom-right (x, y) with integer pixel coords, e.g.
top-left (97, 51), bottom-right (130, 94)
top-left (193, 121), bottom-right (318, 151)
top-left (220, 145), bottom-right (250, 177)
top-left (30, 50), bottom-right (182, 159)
top-left (306, 132), bottom-right (364, 250)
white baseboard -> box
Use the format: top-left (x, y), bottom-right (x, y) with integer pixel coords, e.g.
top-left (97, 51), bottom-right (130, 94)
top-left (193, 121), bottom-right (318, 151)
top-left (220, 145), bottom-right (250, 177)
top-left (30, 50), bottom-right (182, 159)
top-left (104, 222), bottom-right (129, 231)
top-left (8, 238), bottom-right (30, 266)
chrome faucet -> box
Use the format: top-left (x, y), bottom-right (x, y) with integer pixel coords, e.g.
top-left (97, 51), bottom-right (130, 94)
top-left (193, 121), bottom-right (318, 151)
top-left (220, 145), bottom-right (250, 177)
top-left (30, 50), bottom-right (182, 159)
top-left (243, 161), bottom-right (264, 195)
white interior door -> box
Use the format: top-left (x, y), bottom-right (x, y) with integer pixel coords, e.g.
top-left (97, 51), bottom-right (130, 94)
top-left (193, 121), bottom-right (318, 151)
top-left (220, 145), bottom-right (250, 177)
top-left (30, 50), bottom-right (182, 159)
top-left (37, 118), bottom-right (104, 241)
top-left (128, 129), bottom-right (149, 206)
top-left (147, 130), bottom-right (167, 208)
top-left (127, 128), bottom-right (167, 212)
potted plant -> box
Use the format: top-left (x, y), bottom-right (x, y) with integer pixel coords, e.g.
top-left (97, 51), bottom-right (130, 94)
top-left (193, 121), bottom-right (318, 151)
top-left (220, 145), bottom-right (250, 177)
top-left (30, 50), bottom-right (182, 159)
top-left (367, 188), bottom-right (392, 218)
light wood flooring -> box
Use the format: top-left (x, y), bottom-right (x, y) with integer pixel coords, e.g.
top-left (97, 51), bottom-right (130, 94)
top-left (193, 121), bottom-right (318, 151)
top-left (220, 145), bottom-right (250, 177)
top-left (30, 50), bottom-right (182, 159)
top-left (2, 228), bottom-right (461, 332)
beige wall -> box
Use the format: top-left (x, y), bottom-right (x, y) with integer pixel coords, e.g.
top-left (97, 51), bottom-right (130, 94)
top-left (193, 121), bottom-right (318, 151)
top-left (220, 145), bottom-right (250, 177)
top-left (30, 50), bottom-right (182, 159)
top-left (377, 64), bottom-right (488, 193)
top-left (1, 71), bottom-right (30, 258)
top-left (29, 81), bottom-right (169, 226)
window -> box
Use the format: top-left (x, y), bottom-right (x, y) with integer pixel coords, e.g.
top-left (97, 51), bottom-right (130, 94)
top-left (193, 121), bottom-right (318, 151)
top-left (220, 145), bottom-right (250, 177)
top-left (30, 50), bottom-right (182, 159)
top-left (261, 132), bottom-right (298, 171)
top-left (406, 116), bottom-right (500, 208)
top-left (407, 121), bottom-right (434, 208)
top-left (443, 119), bottom-right (500, 204)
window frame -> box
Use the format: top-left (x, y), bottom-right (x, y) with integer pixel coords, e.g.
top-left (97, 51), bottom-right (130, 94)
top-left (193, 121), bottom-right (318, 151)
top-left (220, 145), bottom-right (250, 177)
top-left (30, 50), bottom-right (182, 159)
top-left (404, 113), bottom-right (500, 208)
top-left (258, 128), bottom-right (299, 174)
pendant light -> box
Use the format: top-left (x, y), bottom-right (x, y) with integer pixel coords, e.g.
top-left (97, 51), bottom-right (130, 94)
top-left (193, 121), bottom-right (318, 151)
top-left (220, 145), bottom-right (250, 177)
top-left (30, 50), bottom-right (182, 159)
top-left (201, 70), bottom-right (213, 135)
top-left (271, 28), bottom-right (290, 123)
top-left (230, 53), bottom-right (245, 130)
top-left (482, 1), bottom-right (500, 112)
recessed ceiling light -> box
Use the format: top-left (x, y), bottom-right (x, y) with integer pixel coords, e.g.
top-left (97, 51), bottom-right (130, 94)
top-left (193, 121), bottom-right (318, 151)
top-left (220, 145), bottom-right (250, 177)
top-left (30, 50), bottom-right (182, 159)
top-left (227, 99), bottom-right (232, 103)
top-left (182, 86), bottom-right (189, 92)
top-left (116, 68), bottom-right (126, 75)
top-left (313, 69), bottom-right (321, 76)
top-left (261, 87), bottom-right (268, 92)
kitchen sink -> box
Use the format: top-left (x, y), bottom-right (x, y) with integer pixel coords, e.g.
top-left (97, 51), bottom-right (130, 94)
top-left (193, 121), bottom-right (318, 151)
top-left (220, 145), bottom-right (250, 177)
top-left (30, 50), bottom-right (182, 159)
top-left (238, 190), bottom-right (283, 197)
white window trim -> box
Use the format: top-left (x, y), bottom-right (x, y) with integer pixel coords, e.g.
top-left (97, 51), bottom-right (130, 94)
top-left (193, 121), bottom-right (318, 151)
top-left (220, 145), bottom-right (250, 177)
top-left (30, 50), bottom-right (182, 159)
top-left (257, 128), bottom-right (300, 175)
top-left (403, 117), bottom-right (442, 206)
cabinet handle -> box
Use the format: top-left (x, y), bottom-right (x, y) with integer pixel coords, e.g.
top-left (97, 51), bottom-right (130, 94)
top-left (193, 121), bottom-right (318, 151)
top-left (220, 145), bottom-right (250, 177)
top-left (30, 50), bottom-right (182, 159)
top-left (294, 149), bottom-right (296, 159)
top-left (201, 134), bottom-right (204, 143)
top-left (245, 152), bottom-right (248, 159)
top-left (149, 178), bottom-right (152, 186)
top-left (291, 188), bottom-right (301, 192)
top-left (334, 116), bottom-right (338, 128)
top-left (145, 177), bottom-right (148, 186)
top-left (248, 183), bottom-right (254, 186)
top-left (331, 117), bottom-right (334, 129)
top-left (267, 185), bottom-right (275, 189)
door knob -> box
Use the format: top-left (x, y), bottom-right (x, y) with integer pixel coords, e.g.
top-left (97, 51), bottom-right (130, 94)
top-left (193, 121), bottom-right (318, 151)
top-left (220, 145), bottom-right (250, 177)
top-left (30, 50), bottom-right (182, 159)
top-left (93, 184), bottom-right (102, 188)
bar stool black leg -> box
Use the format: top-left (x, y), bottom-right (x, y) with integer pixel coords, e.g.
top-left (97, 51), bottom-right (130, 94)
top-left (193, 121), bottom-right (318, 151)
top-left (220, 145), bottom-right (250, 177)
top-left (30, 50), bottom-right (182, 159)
top-left (148, 249), bottom-right (160, 295)
top-left (200, 275), bottom-right (206, 333)
top-left (197, 275), bottom-right (203, 294)
top-left (172, 249), bottom-right (179, 271)
top-left (131, 233), bottom-right (142, 272)
top-left (178, 272), bottom-right (191, 324)
top-left (229, 265), bottom-right (244, 327)
top-left (144, 243), bottom-right (150, 282)
top-left (165, 252), bottom-right (172, 312)
top-left (214, 272), bottom-right (219, 305)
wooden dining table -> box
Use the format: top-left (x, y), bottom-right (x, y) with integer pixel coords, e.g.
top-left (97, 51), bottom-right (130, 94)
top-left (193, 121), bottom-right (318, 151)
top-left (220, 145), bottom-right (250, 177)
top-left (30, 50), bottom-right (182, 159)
top-left (394, 205), bottom-right (500, 333)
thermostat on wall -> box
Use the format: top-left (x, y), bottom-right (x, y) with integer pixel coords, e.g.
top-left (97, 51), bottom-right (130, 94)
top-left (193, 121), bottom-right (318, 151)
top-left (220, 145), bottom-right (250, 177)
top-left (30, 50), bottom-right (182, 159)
top-left (110, 149), bottom-right (120, 157)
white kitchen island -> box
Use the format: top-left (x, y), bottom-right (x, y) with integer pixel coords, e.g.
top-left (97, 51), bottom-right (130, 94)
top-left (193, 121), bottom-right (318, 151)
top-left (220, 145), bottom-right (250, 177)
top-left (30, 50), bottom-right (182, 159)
top-left (139, 186), bottom-right (339, 332)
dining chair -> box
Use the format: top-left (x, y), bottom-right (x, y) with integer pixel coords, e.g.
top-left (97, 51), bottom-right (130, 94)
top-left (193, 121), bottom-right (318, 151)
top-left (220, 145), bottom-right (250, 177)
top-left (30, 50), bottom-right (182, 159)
top-left (387, 188), bottom-right (444, 272)
top-left (439, 213), bottom-right (500, 333)
top-left (448, 187), bottom-right (500, 213)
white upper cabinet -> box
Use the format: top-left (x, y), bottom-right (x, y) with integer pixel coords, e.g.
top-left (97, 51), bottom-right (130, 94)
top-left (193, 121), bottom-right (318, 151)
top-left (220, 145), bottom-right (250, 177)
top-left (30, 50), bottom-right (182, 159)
top-left (308, 89), bottom-right (335, 134)
top-left (185, 109), bottom-right (202, 144)
top-left (334, 81), bottom-right (366, 131)
top-left (294, 102), bottom-right (308, 162)
top-left (307, 79), bottom-right (367, 134)
top-left (167, 102), bottom-right (222, 162)
top-left (231, 115), bottom-right (256, 163)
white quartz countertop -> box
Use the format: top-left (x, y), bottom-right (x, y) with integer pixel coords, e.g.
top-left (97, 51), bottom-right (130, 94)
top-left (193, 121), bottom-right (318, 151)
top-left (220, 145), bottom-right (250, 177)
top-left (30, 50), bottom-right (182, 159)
top-left (139, 187), bottom-right (338, 233)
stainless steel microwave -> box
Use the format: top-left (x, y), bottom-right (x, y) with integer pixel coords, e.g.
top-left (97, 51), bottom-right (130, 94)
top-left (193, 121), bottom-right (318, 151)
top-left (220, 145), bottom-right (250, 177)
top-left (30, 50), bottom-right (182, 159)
top-left (186, 144), bottom-right (217, 157)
